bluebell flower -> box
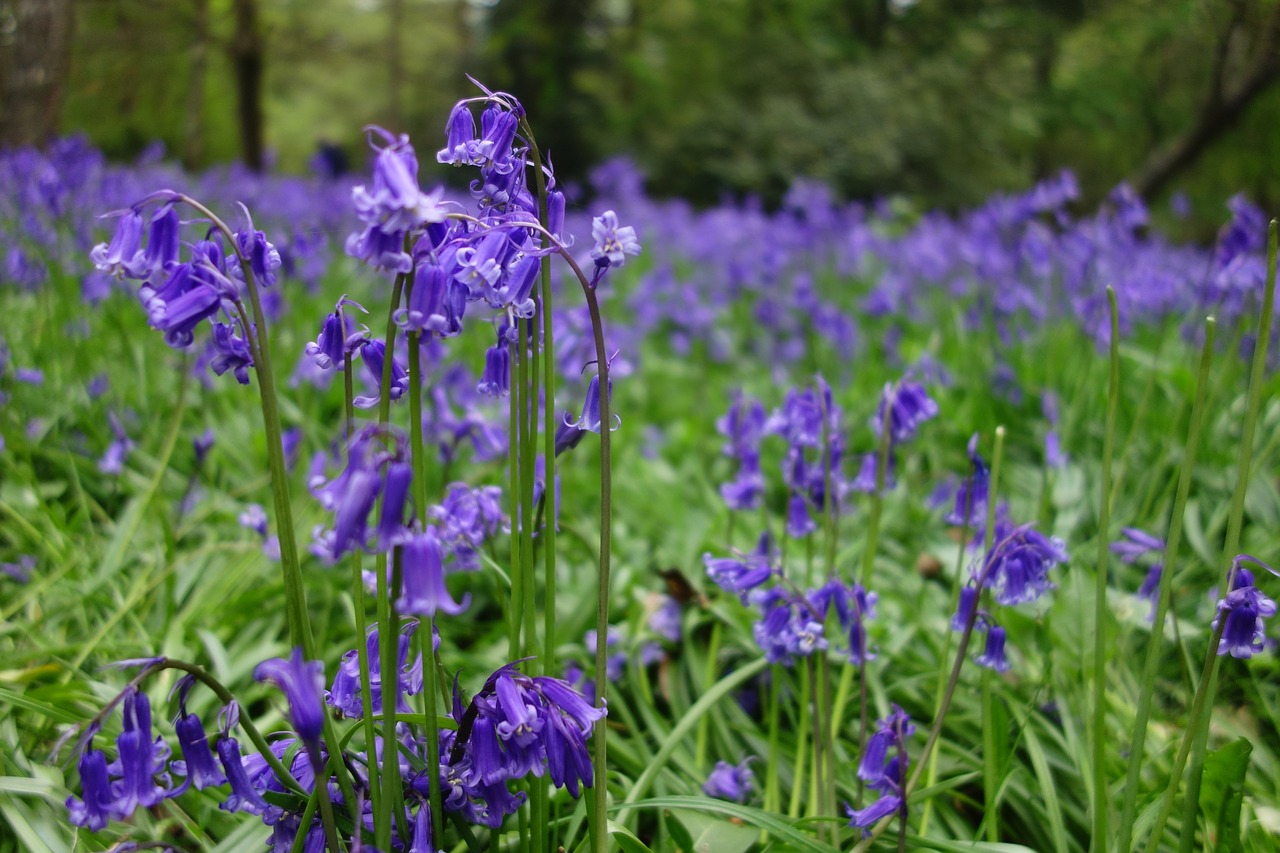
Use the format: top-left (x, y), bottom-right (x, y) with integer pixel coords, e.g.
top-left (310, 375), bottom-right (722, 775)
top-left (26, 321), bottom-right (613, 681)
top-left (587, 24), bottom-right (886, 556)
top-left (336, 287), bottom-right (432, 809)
top-left (305, 296), bottom-right (367, 370)
top-left (848, 705), bottom-right (911, 834)
top-left (786, 493), bottom-right (817, 538)
top-left (872, 379), bottom-right (938, 445)
top-left (354, 338), bottom-right (410, 410)
top-left (590, 210), bottom-right (641, 269)
top-left (326, 623), bottom-right (424, 718)
top-left (90, 208), bottom-right (145, 278)
top-left (1137, 564), bottom-right (1162, 622)
top-left (98, 411), bottom-right (134, 475)
top-left (1214, 559), bottom-right (1277, 658)
top-left (141, 203), bottom-right (181, 275)
top-left (704, 547), bottom-right (773, 600)
top-left (210, 321), bottom-right (254, 385)
top-left (981, 522), bottom-right (1069, 607)
top-left (216, 736), bottom-right (271, 815)
top-left (398, 528), bottom-right (470, 616)
top-left (649, 595), bottom-right (682, 643)
top-left (951, 586), bottom-right (978, 631)
top-left (172, 711), bottom-right (226, 792)
top-left (66, 746), bottom-right (115, 830)
top-left (975, 625), bottom-right (1012, 672)
top-left (254, 648), bottom-right (326, 745)
top-left (565, 375), bottom-right (619, 433)
top-left (352, 127), bottom-right (450, 235)
top-left (703, 758), bottom-right (754, 802)
top-left (1111, 528), bottom-right (1164, 564)
top-left (399, 261), bottom-right (461, 335)
top-left (945, 434), bottom-right (988, 526)
top-left (111, 688), bottom-right (171, 816)
top-left (477, 343), bottom-right (509, 397)
top-left (851, 450), bottom-right (895, 494)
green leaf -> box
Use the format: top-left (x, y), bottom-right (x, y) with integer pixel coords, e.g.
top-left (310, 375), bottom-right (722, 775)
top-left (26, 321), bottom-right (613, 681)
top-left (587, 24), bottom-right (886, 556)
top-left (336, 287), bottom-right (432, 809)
top-left (616, 796), bottom-right (841, 853)
top-left (672, 808), bottom-right (760, 853)
top-left (609, 820), bottom-right (656, 853)
top-left (664, 809), bottom-right (697, 852)
top-left (1199, 737), bottom-right (1251, 852)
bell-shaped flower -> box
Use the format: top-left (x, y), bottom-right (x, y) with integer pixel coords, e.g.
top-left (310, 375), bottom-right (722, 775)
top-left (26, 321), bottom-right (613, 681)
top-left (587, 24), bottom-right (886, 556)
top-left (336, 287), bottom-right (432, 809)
top-left (254, 648), bottom-right (326, 746)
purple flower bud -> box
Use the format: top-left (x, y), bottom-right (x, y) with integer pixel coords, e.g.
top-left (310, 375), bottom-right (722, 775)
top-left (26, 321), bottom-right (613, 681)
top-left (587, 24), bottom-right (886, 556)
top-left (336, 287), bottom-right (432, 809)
top-left (217, 737), bottom-right (270, 815)
top-left (438, 103), bottom-right (480, 166)
top-left (564, 375), bottom-right (619, 433)
top-left (477, 345), bottom-right (509, 397)
top-left (90, 208), bottom-right (145, 278)
top-left (1214, 563), bottom-right (1277, 658)
top-left (951, 586), bottom-right (978, 632)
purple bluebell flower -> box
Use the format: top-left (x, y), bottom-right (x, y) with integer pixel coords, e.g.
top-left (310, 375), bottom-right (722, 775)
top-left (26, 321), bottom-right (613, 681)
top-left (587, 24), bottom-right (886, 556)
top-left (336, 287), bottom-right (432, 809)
top-left (217, 736), bottom-right (271, 815)
top-left (142, 203), bottom-right (181, 274)
top-left (704, 546), bottom-right (773, 599)
top-left (951, 586), bottom-right (978, 631)
top-left (720, 451), bottom-right (765, 511)
top-left (438, 103), bottom-right (481, 166)
top-left (1137, 564), bottom-right (1162, 622)
top-left (399, 261), bottom-right (461, 335)
top-left (1214, 559), bottom-right (1277, 658)
top-left (305, 296), bottom-right (366, 370)
top-left (848, 705), bottom-right (911, 834)
top-left (718, 393), bottom-right (767, 459)
top-left (239, 504), bottom-right (269, 537)
top-left (872, 379), bottom-right (938, 444)
top-left (981, 522), bottom-right (1069, 607)
top-left (590, 210), bottom-right (641, 269)
top-left (254, 648), bottom-right (326, 745)
top-left (786, 493), bottom-right (817, 538)
top-left (112, 688), bottom-right (170, 816)
top-left (172, 712), bottom-right (226, 791)
top-left (210, 321), bottom-right (254, 384)
top-left (851, 450), bottom-right (896, 494)
top-left (326, 623), bottom-right (423, 718)
top-left (90, 208), bottom-right (145, 278)
top-left (14, 367), bottom-right (43, 384)
top-left (398, 528), bottom-right (469, 616)
top-left (945, 434), bottom-right (988, 526)
top-left (564, 375), bottom-right (619, 433)
top-left (704, 758), bottom-right (754, 802)
top-left (98, 411), bottom-right (134, 475)
top-left (477, 344), bottom-right (510, 397)
top-left (649, 596), bottom-right (682, 643)
top-left (65, 747), bottom-right (116, 830)
top-left (375, 461), bottom-right (414, 549)
top-left (554, 419), bottom-right (587, 457)
top-left (1111, 528), bottom-right (1164, 564)
top-left (352, 127), bottom-right (450, 235)
top-left (1, 555), bottom-right (35, 583)
top-left (87, 374), bottom-right (110, 399)
top-left (354, 338), bottom-right (410, 410)
top-left (975, 625), bottom-right (1013, 672)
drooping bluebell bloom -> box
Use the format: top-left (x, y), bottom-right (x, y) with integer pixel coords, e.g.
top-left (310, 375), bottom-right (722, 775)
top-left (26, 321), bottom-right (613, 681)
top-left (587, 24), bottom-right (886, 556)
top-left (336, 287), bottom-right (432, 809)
top-left (785, 493), bottom-right (817, 538)
top-left (98, 411), bottom-right (134, 475)
top-left (477, 343), bottom-right (509, 397)
top-left (305, 295), bottom-right (366, 370)
top-left (354, 338), bottom-right (410, 410)
top-left (1111, 527), bottom-right (1164, 564)
top-left (437, 102), bottom-right (482, 166)
top-left (432, 482), bottom-right (506, 570)
top-left (66, 746), bottom-right (116, 830)
top-left (1137, 564), bottom-right (1162, 622)
top-left (352, 126), bottom-right (450, 235)
top-left (848, 705), bottom-right (912, 834)
top-left (718, 393), bottom-right (767, 459)
top-left (851, 450), bottom-right (896, 494)
top-left (565, 375), bottom-right (619, 433)
top-left (704, 543), bottom-right (773, 600)
top-left (254, 648), bottom-right (326, 746)
top-left (172, 711), bottom-right (226, 792)
top-left (111, 688), bottom-right (171, 816)
top-left (554, 419), bottom-right (587, 457)
top-left (1214, 560), bottom-right (1277, 659)
top-left (217, 736), bottom-right (271, 816)
top-left (210, 321), bottom-right (254, 384)
top-left (90, 208), bottom-right (145, 278)
top-left (872, 378), bottom-right (938, 445)
top-left (945, 434), bottom-right (988, 526)
top-left (649, 595), bottom-right (682, 643)
top-left (980, 521), bottom-right (1069, 607)
top-left (590, 210), bottom-right (641, 269)
top-left (399, 260), bottom-right (460, 335)
top-left (752, 595), bottom-right (827, 665)
top-left (975, 625), bottom-right (1013, 672)
top-left (374, 461), bottom-right (414, 549)
top-left (398, 528), bottom-right (470, 617)
top-left (141, 203), bottom-right (181, 275)
top-left (951, 586), bottom-right (978, 632)
top-left (720, 450), bottom-right (765, 511)
top-left (703, 758), bottom-right (754, 803)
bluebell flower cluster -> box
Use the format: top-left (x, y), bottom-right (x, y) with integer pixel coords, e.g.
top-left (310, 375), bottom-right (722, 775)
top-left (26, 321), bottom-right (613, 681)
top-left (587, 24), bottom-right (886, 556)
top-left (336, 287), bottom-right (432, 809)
top-left (704, 534), bottom-right (877, 667)
top-left (848, 705), bottom-right (913, 833)
top-left (717, 393), bottom-right (767, 510)
top-left (854, 376), bottom-right (938, 496)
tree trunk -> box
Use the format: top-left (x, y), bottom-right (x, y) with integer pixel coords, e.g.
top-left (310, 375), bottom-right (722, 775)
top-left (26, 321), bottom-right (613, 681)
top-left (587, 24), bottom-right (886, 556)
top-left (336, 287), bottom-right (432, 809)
top-left (1130, 5), bottom-right (1280, 198)
top-left (183, 0), bottom-right (210, 167)
top-left (0, 0), bottom-right (74, 147)
top-left (231, 0), bottom-right (265, 171)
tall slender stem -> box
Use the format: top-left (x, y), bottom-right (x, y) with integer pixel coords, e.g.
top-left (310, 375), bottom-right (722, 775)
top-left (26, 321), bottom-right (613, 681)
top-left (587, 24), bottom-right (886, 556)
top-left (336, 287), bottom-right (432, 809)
top-left (1089, 287), bottom-right (1120, 852)
top-left (1114, 316), bottom-right (1215, 853)
top-left (1172, 220), bottom-right (1278, 851)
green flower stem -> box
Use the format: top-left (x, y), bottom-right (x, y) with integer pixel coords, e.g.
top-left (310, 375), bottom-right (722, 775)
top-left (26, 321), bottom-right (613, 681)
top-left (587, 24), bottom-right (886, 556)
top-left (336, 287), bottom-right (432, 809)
top-left (855, 427), bottom-right (1006, 853)
top-left (1115, 316), bottom-right (1216, 853)
top-left (375, 269), bottom-right (408, 850)
top-left (176, 195), bottom-right (313, 659)
top-left (508, 339), bottom-right (524, 661)
top-left (407, 329), bottom-right (444, 843)
top-left (766, 664), bottom-right (782, 814)
top-left (918, 509), bottom-right (974, 836)
top-left (695, 620), bottom-right (722, 769)
top-left (345, 358), bottom-right (381, 819)
top-left (174, 196), bottom-right (357, 837)
top-left (859, 401), bottom-right (894, 588)
top-left (1174, 220), bottom-right (1278, 852)
top-left (980, 427), bottom-right (1005, 843)
top-left (1089, 287), bottom-right (1120, 852)
top-left (788, 663), bottom-right (811, 820)
top-left (518, 315), bottom-right (540, 664)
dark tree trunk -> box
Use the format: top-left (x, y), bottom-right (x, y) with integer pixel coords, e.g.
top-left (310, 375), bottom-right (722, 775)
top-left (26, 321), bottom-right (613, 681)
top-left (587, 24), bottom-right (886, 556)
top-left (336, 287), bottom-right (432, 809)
top-left (0, 0), bottom-right (74, 147)
top-left (183, 0), bottom-right (210, 167)
top-left (1131, 5), bottom-right (1280, 198)
top-left (231, 0), bottom-right (265, 171)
